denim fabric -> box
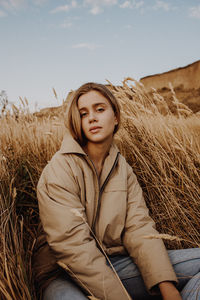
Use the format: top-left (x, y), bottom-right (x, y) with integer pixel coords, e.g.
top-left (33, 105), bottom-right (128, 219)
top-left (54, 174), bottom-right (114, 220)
top-left (43, 248), bottom-right (200, 300)
top-left (43, 277), bottom-right (88, 300)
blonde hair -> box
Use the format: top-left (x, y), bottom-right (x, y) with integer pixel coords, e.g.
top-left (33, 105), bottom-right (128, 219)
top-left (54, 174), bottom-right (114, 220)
top-left (65, 82), bottom-right (120, 145)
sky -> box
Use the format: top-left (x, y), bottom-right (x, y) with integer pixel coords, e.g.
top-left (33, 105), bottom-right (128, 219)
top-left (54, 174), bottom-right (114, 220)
top-left (0, 0), bottom-right (200, 111)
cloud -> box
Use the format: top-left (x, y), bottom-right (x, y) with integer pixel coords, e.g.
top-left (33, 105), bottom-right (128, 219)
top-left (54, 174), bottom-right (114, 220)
top-left (50, 1), bottom-right (78, 14)
top-left (84, 0), bottom-right (118, 15)
top-left (119, 1), bottom-right (144, 10)
top-left (50, 5), bottom-right (70, 14)
top-left (103, 0), bottom-right (117, 4)
top-left (72, 42), bottom-right (102, 50)
top-left (189, 5), bottom-right (200, 19)
top-left (135, 0), bottom-right (144, 9)
top-left (0, 0), bottom-right (142, 16)
top-left (84, 0), bottom-right (117, 5)
top-left (0, 0), bottom-right (25, 10)
top-left (90, 6), bottom-right (102, 15)
top-left (153, 0), bottom-right (173, 12)
top-left (120, 1), bottom-right (131, 8)
top-left (71, 0), bottom-right (78, 8)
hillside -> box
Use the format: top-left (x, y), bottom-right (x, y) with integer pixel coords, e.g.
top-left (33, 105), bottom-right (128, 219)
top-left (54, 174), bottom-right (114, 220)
top-left (140, 60), bottom-right (200, 113)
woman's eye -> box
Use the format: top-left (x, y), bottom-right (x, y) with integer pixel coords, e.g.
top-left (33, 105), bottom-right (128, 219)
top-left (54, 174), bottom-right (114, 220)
top-left (80, 112), bottom-right (87, 118)
top-left (97, 107), bottom-right (104, 112)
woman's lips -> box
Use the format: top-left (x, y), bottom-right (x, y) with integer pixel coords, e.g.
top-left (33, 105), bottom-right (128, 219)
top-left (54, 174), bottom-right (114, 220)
top-left (89, 126), bottom-right (102, 133)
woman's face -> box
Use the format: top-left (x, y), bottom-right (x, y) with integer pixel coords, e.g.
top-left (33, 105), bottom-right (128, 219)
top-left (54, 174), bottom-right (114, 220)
top-left (78, 90), bottom-right (118, 146)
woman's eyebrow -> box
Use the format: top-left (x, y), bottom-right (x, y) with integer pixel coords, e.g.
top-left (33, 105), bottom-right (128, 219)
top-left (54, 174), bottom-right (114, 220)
top-left (93, 102), bottom-right (107, 107)
top-left (79, 102), bottom-right (107, 110)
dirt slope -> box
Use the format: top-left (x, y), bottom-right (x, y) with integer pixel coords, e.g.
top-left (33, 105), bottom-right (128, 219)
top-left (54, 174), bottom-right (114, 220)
top-left (140, 60), bottom-right (200, 113)
top-left (140, 60), bottom-right (200, 91)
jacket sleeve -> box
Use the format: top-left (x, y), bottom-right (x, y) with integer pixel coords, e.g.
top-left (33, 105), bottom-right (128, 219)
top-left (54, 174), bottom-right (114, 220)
top-left (37, 155), bottom-right (130, 300)
top-left (123, 164), bottom-right (177, 292)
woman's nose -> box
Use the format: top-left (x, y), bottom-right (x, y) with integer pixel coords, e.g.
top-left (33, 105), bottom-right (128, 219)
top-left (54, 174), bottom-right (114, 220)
top-left (88, 111), bottom-right (97, 122)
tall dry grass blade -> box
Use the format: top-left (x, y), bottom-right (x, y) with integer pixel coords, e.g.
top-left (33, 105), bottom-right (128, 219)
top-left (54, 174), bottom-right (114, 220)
top-left (52, 87), bottom-right (58, 100)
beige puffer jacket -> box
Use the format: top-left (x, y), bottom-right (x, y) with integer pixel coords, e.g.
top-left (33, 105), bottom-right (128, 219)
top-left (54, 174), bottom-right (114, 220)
top-left (34, 133), bottom-right (177, 299)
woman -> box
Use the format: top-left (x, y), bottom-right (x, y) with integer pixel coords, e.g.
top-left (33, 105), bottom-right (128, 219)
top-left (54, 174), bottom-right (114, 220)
top-left (34, 82), bottom-right (200, 300)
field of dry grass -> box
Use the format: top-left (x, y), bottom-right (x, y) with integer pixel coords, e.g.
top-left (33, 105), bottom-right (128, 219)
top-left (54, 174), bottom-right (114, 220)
top-left (0, 78), bottom-right (199, 299)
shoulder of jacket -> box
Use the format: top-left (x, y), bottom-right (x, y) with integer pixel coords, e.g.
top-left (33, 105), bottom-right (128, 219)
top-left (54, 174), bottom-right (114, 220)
top-left (38, 151), bottom-right (81, 186)
top-left (48, 150), bottom-right (83, 168)
top-left (118, 154), bottom-right (132, 170)
top-left (118, 153), bottom-right (126, 163)
top-left (118, 154), bottom-right (138, 181)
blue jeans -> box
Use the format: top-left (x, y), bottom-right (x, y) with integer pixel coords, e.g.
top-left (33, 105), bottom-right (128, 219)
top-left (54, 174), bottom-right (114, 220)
top-left (43, 248), bottom-right (200, 300)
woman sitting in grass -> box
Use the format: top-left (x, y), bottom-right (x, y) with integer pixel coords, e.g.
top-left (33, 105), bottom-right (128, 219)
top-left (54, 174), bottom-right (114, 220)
top-left (34, 82), bottom-right (200, 300)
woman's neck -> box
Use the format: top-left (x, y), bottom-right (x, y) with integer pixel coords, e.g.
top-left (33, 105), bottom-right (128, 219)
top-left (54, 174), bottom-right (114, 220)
top-left (84, 141), bottom-right (112, 177)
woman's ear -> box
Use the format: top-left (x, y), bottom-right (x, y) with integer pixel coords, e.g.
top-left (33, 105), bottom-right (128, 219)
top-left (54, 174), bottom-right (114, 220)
top-left (114, 115), bottom-right (118, 125)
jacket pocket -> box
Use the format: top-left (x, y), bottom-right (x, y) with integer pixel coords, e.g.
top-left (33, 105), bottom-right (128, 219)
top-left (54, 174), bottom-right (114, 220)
top-left (104, 180), bottom-right (127, 192)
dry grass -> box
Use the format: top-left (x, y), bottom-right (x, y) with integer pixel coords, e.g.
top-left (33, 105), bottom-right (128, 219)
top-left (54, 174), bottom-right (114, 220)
top-left (0, 78), bottom-right (199, 298)
top-left (110, 79), bottom-right (200, 249)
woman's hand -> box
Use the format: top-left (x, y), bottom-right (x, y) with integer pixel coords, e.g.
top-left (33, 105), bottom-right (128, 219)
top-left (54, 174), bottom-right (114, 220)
top-left (158, 281), bottom-right (182, 300)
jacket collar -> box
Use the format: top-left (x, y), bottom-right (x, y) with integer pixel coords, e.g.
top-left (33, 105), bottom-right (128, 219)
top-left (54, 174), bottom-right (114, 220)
top-left (60, 131), bottom-right (120, 186)
top-left (60, 131), bottom-right (120, 158)
top-left (60, 131), bottom-right (86, 155)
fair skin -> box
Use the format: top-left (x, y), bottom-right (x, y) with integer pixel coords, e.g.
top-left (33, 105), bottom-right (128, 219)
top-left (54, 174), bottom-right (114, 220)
top-left (159, 282), bottom-right (182, 300)
top-left (77, 90), bottom-right (182, 299)
top-left (78, 90), bottom-right (118, 176)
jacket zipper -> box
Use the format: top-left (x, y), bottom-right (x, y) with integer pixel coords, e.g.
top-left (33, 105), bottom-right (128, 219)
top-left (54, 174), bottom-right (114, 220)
top-left (86, 152), bottom-right (120, 231)
top-left (85, 156), bottom-right (100, 226)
